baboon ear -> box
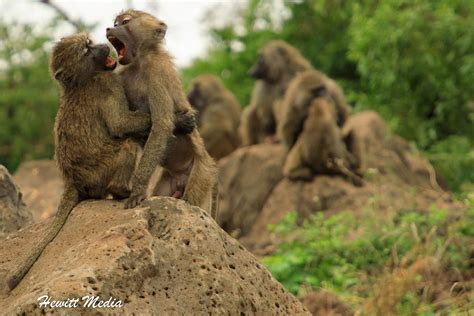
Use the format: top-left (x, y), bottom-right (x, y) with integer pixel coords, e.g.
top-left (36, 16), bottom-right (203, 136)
top-left (54, 68), bottom-right (64, 81)
top-left (311, 86), bottom-right (327, 97)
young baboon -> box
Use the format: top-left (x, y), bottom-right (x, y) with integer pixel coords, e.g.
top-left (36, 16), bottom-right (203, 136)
top-left (282, 89), bottom-right (362, 185)
top-left (5, 33), bottom-right (153, 291)
top-left (278, 70), bottom-right (352, 149)
top-left (240, 40), bottom-right (312, 145)
top-left (107, 10), bottom-right (218, 213)
top-left (187, 74), bottom-right (241, 160)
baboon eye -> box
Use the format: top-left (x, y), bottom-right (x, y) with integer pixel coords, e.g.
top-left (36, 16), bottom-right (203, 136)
top-left (121, 17), bottom-right (131, 25)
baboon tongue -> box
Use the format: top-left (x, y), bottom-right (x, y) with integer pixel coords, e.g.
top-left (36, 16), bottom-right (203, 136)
top-left (105, 56), bottom-right (116, 67)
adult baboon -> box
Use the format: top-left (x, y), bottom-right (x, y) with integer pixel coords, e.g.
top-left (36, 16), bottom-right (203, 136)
top-left (279, 71), bottom-right (362, 184)
top-left (278, 70), bottom-right (351, 149)
top-left (187, 74), bottom-right (241, 160)
top-left (5, 33), bottom-right (152, 291)
top-left (240, 40), bottom-right (312, 145)
top-left (107, 10), bottom-right (218, 213)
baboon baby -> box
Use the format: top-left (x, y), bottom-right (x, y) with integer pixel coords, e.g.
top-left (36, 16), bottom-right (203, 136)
top-left (278, 70), bottom-right (352, 149)
top-left (188, 74), bottom-right (241, 160)
top-left (5, 33), bottom-right (152, 291)
top-left (280, 72), bottom-right (362, 185)
top-left (107, 10), bottom-right (218, 213)
top-left (240, 40), bottom-right (312, 145)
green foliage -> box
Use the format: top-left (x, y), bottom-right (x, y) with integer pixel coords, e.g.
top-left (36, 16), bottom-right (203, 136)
top-left (0, 21), bottom-right (59, 171)
top-left (262, 205), bottom-right (474, 313)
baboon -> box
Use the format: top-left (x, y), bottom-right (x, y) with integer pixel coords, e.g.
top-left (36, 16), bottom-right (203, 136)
top-left (279, 71), bottom-right (362, 184)
top-left (240, 40), bottom-right (312, 145)
top-left (107, 10), bottom-right (218, 213)
top-left (187, 74), bottom-right (241, 160)
top-left (5, 33), bottom-right (152, 291)
top-left (278, 70), bottom-right (352, 148)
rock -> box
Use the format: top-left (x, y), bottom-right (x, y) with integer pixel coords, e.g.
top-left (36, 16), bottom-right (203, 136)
top-left (13, 160), bottom-right (63, 222)
top-left (0, 165), bottom-right (33, 236)
top-left (301, 291), bottom-right (353, 316)
top-left (0, 197), bottom-right (308, 315)
top-left (217, 144), bottom-right (286, 237)
top-left (219, 112), bottom-right (463, 253)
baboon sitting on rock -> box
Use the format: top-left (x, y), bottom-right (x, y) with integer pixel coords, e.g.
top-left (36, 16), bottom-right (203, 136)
top-left (279, 70), bottom-right (363, 185)
top-left (240, 40), bottom-right (312, 145)
top-left (188, 74), bottom-right (241, 160)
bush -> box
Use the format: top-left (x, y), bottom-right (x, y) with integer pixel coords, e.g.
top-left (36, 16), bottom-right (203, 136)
top-left (262, 204), bottom-right (474, 313)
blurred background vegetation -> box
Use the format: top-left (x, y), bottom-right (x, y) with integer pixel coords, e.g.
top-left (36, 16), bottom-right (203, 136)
top-left (0, 0), bottom-right (473, 195)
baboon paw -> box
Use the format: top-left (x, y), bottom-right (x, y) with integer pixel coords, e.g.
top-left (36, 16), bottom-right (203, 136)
top-left (124, 193), bottom-right (146, 209)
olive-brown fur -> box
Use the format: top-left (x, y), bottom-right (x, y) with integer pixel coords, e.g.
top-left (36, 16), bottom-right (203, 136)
top-left (188, 74), bottom-right (241, 160)
top-left (5, 33), bottom-right (151, 291)
top-left (240, 40), bottom-right (312, 145)
top-left (108, 10), bottom-right (218, 213)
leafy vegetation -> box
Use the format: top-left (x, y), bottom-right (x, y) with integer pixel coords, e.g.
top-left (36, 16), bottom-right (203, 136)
top-left (262, 199), bottom-right (474, 314)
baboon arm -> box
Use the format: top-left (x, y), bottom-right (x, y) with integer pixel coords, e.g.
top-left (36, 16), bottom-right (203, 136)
top-left (7, 181), bottom-right (80, 291)
top-left (125, 90), bottom-right (174, 208)
top-left (100, 99), bottom-right (151, 138)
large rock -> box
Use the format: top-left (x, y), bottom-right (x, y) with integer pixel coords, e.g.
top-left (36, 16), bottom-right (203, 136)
top-left (13, 160), bottom-right (63, 222)
top-left (0, 197), bottom-right (308, 315)
top-left (0, 165), bottom-right (33, 236)
top-left (218, 112), bottom-right (463, 253)
top-left (217, 144), bottom-right (286, 237)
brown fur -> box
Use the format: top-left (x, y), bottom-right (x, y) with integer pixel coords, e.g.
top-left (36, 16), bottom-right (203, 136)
top-left (188, 74), bottom-right (241, 160)
top-left (5, 33), bottom-right (151, 291)
top-left (279, 71), bottom-right (361, 184)
top-left (107, 10), bottom-right (217, 214)
top-left (283, 96), bottom-right (362, 185)
top-left (240, 40), bottom-right (312, 145)
top-left (278, 70), bottom-right (351, 148)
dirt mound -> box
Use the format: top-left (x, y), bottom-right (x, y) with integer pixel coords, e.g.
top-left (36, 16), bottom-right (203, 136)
top-left (218, 112), bottom-right (464, 253)
top-left (13, 160), bottom-right (63, 222)
top-left (0, 197), bottom-right (308, 315)
top-left (0, 165), bottom-right (33, 236)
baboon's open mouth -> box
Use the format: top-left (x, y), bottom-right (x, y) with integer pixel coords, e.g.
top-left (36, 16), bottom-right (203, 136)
top-left (107, 36), bottom-right (126, 61)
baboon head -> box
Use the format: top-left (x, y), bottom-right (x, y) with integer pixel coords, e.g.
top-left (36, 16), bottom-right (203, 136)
top-left (249, 40), bottom-right (311, 83)
top-left (50, 33), bottom-right (117, 86)
top-left (187, 74), bottom-right (225, 111)
top-left (106, 9), bottom-right (167, 65)
top-left (286, 71), bottom-right (334, 115)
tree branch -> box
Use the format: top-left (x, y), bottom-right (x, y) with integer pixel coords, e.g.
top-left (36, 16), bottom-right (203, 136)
top-left (39, 0), bottom-right (86, 31)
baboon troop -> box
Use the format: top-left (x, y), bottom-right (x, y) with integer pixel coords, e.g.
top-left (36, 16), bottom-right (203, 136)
top-left (188, 74), bottom-right (241, 160)
top-left (4, 11), bottom-right (366, 291)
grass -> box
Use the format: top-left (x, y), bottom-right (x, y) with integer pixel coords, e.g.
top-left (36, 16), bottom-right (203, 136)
top-left (262, 195), bottom-right (474, 315)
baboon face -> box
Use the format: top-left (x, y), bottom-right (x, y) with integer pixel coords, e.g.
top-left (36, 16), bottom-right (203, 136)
top-left (249, 42), bottom-right (288, 83)
top-left (107, 10), bottom-right (167, 65)
top-left (187, 75), bottom-right (222, 110)
top-left (50, 33), bottom-right (116, 85)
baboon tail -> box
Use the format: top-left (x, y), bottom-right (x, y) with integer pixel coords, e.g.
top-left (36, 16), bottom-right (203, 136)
top-left (6, 183), bottom-right (80, 291)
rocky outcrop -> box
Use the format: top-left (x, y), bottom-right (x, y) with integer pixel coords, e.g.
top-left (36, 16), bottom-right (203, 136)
top-left (0, 165), bottom-right (33, 236)
top-left (13, 160), bottom-right (63, 222)
top-left (218, 112), bottom-right (462, 253)
top-left (0, 197), bottom-right (308, 315)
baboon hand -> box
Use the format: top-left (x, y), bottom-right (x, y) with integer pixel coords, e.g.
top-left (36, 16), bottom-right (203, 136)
top-left (124, 191), bottom-right (147, 209)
